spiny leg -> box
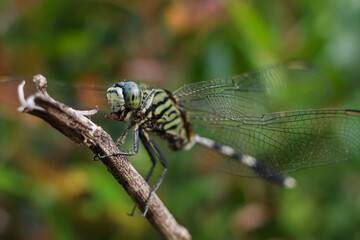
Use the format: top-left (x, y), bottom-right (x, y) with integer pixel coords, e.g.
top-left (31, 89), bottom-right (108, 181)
top-left (140, 89), bottom-right (155, 110)
top-left (115, 123), bottom-right (133, 147)
top-left (94, 124), bottom-right (140, 160)
top-left (140, 131), bottom-right (168, 217)
top-left (194, 134), bottom-right (296, 188)
top-left (128, 132), bottom-right (158, 216)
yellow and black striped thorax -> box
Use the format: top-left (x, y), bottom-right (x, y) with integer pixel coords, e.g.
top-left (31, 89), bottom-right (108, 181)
top-left (137, 88), bottom-right (193, 151)
top-left (106, 82), bottom-right (193, 151)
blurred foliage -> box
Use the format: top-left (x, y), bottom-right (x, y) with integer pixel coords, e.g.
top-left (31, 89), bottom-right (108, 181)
top-left (1, 0), bottom-right (360, 239)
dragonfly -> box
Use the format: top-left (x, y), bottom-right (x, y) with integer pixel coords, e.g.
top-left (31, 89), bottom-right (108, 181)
top-left (2, 61), bottom-right (360, 216)
top-left (91, 61), bottom-right (360, 215)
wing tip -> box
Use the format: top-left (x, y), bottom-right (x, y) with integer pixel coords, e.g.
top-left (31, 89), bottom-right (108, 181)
top-left (283, 176), bottom-right (297, 189)
top-left (345, 109), bottom-right (360, 117)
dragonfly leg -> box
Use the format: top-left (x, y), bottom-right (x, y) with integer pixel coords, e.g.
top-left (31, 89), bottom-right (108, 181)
top-left (194, 134), bottom-right (296, 188)
top-left (140, 89), bottom-right (155, 112)
top-left (115, 124), bottom-right (133, 147)
top-left (94, 125), bottom-right (140, 160)
top-left (138, 131), bottom-right (167, 217)
top-left (128, 132), bottom-right (158, 216)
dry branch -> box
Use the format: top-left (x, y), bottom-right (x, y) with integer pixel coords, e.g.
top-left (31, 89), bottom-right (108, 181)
top-left (17, 75), bottom-right (191, 240)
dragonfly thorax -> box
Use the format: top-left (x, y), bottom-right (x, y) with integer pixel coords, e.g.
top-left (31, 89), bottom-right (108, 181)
top-left (106, 81), bottom-right (143, 112)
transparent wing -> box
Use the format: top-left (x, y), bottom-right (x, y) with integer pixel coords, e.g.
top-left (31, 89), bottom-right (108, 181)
top-left (174, 61), bottom-right (325, 116)
top-left (0, 75), bottom-right (108, 115)
top-left (0, 75), bottom-right (133, 136)
top-left (190, 109), bottom-right (360, 176)
top-left (174, 62), bottom-right (360, 176)
top-left (0, 75), bottom-right (132, 151)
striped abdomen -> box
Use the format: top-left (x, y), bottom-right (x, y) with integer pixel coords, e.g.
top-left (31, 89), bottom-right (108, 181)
top-left (138, 89), bottom-right (193, 151)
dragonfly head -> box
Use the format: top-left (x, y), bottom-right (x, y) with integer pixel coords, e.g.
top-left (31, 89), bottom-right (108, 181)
top-left (106, 81), bottom-right (143, 113)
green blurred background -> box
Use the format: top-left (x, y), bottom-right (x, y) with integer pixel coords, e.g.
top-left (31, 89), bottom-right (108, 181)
top-left (1, 0), bottom-right (360, 239)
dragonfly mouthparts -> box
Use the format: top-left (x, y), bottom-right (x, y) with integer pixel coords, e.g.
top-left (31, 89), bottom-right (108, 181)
top-left (105, 110), bottom-right (129, 122)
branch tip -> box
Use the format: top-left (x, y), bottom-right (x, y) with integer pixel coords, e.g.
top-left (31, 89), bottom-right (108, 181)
top-left (17, 80), bottom-right (26, 109)
top-left (17, 80), bottom-right (45, 112)
top-left (74, 106), bottom-right (99, 117)
top-left (33, 74), bottom-right (47, 91)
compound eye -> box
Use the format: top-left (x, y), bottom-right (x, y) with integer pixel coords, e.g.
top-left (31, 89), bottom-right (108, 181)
top-left (122, 82), bottom-right (142, 110)
top-left (106, 86), bottom-right (125, 112)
